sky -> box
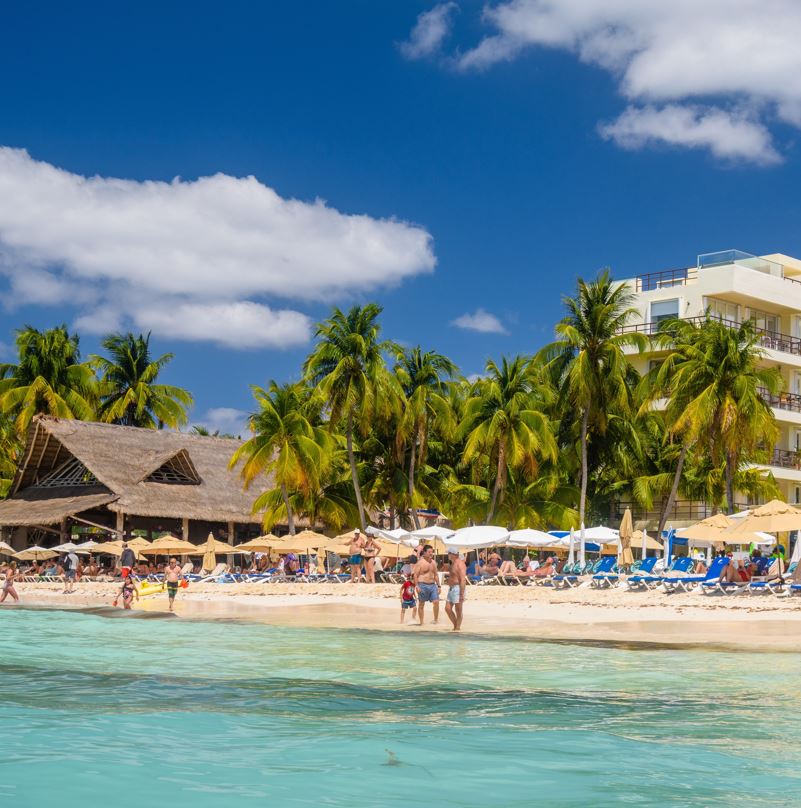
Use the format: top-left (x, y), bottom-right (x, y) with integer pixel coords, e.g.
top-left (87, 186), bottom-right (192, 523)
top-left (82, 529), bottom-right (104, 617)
top-left (2, 0), bottom-right (801, 434)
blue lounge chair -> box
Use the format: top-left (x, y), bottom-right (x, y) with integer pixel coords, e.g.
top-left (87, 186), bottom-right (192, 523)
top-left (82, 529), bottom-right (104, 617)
top-left (665, 556), bottom-right (729, 593)
top-left (592, 558), bottom-right (626, 587)
top-left (554, 556), bottom-right (615, 588)
top-left (628, 556), bottom-right (692, 590)
top-left (748, 561), bottom-right (796, 594)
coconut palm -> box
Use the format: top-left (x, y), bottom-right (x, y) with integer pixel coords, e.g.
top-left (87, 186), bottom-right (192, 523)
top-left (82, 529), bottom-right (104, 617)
top-left (303, 304), bottom-right (400, 531)
top-left (650, 317), bottom-right (780, 515)
top-left (394, 347), bottom-right (456, 528)
top-left (542, 271), bottom-right (646, 532)
top-left (459, 356), bottom-right (557, 523)
top-left (0, 325), bottom-right (97, 435)
top-left (0, 412), bottom-right (21, 498)
top-left (93, 332), bottom-right (193, 429)
top-left (230, 382), bottom-right (333, 535)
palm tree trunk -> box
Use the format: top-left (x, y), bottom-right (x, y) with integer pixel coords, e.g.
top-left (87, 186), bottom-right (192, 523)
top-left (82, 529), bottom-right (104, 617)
top-left (347, 411), bottom-right (367, 531)
top-left (280, 484), bottom-right (296, 535)
top-left (487, 443), bottom-right (506, 524)
top-left (725, 451), bottom-right (736, 514)
top-left (579, 406), bottom-right (590, 530)
top-left (658, 442), bottom-right (688, 538)
top-left (408, 438), bottom-right (421, 530)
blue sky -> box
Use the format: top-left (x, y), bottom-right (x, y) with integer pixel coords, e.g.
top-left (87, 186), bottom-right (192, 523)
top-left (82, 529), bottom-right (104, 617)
top-left (2, 0), bottom-right (801, 433)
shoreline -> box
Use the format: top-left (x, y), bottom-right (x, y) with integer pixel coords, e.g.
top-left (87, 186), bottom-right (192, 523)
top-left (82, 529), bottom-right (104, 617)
top-left (9, 580), bottom-right (801, 651)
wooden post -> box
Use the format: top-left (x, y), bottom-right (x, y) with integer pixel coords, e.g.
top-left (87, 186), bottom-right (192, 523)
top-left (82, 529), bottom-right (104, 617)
top-left (182, 518), bottom-right (189, 541)
top-left (116, 511), bottom-right (124, 540)
top-left (60, 517), bottom-right (68, 544)
top-left (227, 520), bottom-right (235, 567)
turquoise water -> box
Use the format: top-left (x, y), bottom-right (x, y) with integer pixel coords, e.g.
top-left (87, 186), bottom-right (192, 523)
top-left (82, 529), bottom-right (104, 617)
top-left (3, 608), bottom-right (801, 807)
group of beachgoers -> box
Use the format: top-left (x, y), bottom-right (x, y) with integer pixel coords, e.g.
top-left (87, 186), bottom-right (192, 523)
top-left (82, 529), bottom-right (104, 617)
top-left (398, 544), bottom-right (467, 631)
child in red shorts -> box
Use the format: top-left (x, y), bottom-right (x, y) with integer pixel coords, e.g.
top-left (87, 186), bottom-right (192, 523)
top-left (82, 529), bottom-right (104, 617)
top-left (400, 574), bottom-right (417, 624)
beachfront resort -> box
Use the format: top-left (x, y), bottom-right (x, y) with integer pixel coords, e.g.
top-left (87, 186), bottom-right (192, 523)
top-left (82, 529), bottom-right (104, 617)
top-left (3, 249), bottom-right (801, 608)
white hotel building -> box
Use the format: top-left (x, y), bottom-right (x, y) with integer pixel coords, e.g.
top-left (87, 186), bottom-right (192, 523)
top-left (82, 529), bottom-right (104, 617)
top-left (618, 249), bottom-right (801, 524)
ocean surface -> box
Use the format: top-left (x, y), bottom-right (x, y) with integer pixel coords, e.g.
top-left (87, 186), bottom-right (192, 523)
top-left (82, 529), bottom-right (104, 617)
top-left (3, 607), bottom-right (801, 807)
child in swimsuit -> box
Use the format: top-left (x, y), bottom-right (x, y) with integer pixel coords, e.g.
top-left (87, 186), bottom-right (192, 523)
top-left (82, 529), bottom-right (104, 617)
top-left (0, 563), bottom-right (19, 604)
top-left (399, 575), bottom-right (417, 624)
top-left (113, 578), bottom-right (139, 610)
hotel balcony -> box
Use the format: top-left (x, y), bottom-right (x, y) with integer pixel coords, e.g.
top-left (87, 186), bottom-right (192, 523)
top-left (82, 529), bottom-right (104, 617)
top-left (619, 315), bottom-right (801, 358)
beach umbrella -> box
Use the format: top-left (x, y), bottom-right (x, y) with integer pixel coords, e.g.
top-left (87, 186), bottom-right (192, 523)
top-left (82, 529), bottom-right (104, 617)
top-left (0, 540), bottom-right (15, 556)
top-left (369, 527), bottom-right (414, 542)
top-left (631, 530), bottom-right (663, 552)
top-left (199, 532), bottom-right (234, 571)
top-left (140, 535), bottom-right (198, 555)
top-left (127, 537), bottom-right (151, 549)
top-left (506, 528), bottom-right (554, 548)
top-left (73, 539), bottom-right (100, 552)
top-left (409, 526), bottom-right (455, 540)
top-left (271, 531), bottom-right (328, 554)
top-left (567, 529), bottom-right (575, 565)
top-left (727, 500), bottom-right (801, 536)
top-left (618, 508), bottom-right (634, 566)
top-left (236, 534), bottom-right (280, 552)
top-left (641, 528), bottom-right (648, 559)
top-left (52, 541), bottom-right (78, 553)
top-left (14, 545), bottom-right (58, 561)
top-left (677, 513), bottom-right (735, 541)
top-left (450, 525), bottom-right (509, 550)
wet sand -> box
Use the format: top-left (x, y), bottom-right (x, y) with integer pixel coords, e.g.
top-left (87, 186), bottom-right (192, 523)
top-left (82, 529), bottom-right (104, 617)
top-left (10, 580), bottom-right (801, 651)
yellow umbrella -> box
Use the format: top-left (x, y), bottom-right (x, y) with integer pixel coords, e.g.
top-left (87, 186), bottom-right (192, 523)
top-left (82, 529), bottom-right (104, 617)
top-left (236, 534), bottom-right (280, 552)
top-left (407, 537), bottom-right (449, 555)
top-left (0, 540), bottom-right (16, 556)
top-left (140, 534), bottom-right (199, 555)
top-left (14, 546), bottom-right (58, 561)
top-left (127, 537), bottom-right (151, 548)
top-left (677, 513), bottom-right (735, 541)
top-left (727, 500), bottom-right (801, 535)
top-left (271, 531), bottom-right (328, 554)
top-left (91, 541), bottom-right (146, 560)
top-left (199, 532), bottom-right (235, 571)
top-left (375, 540), bottom-right (413, 558)
top-left (618, 507), bottom-right (634, 565)
top-left (631, 530), bottom-right (663, 551)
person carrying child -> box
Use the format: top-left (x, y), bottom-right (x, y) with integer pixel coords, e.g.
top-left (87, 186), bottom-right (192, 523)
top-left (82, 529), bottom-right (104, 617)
top-left (399, 574), bottom-right (417, 624)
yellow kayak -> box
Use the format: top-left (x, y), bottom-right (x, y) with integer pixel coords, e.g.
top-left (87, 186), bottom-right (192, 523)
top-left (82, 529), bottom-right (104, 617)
top-left (137, 581), bottom-right (165, 598)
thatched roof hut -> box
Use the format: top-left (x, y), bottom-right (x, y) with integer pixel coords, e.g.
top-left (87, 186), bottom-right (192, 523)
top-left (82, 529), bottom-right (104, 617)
top-left (0, 416), bottom-right (268, 545)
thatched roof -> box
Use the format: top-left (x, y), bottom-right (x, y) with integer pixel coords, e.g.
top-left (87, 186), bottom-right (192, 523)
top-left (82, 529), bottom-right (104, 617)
top-left (0, 416), bottom-right (266, 526)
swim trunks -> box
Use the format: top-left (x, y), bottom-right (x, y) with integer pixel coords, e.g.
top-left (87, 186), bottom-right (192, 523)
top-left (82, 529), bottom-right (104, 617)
top-left (402, 599), bottom-right (417, 609)
top-left (64, 569), bottom-right (76, 580)
top-left (350, 554), bottom-right (362, 564)
top-left (417, 582), bottom-right (439, 603)
top-left (121, 566), bottom-right (132, 579)
top-left (447, 585), bottom-right (462, 604)
top-left (167, 582), bottom-right (179, 595)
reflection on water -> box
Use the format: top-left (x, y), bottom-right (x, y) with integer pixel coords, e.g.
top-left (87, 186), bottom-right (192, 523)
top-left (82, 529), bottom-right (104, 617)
top-left (4, 608), bottom-right (801, 807)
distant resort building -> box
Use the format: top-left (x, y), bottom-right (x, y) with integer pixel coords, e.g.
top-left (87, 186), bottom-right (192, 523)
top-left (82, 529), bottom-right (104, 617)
top-left (619, 249), bottom-right (801, 526)
top-left (0, 416), bottom-right (271, 550)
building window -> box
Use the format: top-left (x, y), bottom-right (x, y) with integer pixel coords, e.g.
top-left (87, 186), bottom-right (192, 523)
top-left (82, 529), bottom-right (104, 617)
top-left (748, 307), bottom-right (779, 334)
top-left (706, 297), bottom-right (739, 324)
top-left (650, 299), bottom-right (679, 326)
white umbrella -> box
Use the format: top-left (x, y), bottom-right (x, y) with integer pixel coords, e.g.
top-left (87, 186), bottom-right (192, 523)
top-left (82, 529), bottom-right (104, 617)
top-left (506, 528), bottom-right (555, 548)
top-left (14, 545), bottom-right (58, 561)
top-left (52, 542), bottom-right (78, 552)
top-left (579, 522), bottom-right (586, 566)
top-left (641, 528), bottom-right (648, 559)
top-left (581, 526), bottom-right (620, 541)
top-left (0, 541), bottom-right (15, 556)
top-left (371, 527), bottom-right (413, 543)
top-left (567, 529), bottom-right (575, 565)
top-left (410, 526), bottom-right (455, 540)
top-left (791, 533), bottom-right (801, 566)
top-left (74, 539), bottom-right (100, 551)
top-left (449, 525), bottom-right (510, 550)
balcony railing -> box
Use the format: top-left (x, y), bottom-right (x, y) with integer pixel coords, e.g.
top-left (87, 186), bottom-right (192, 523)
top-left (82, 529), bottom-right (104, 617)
top-left (770, 448), bottom-right (801, 469)
top-left (612, 500), bottom-right (748, 524)
top-left (634, 267), bottom-right (697, 292)
top-left (619, 314), bottom-right (801, 356)
top-left (758, 387), bottom-right (801, 413)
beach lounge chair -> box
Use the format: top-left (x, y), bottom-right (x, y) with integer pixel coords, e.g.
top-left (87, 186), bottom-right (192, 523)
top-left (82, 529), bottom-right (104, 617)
top-left (665, 556), bottom-right (729, 593)
top-left (628, 556), bottom-right (692, 590)
top-left (747, 561), bottom-right (795, 595)
top-left (553, 556), bottom-right (615, 589)
top-left (592, 557), bottom-right (636, 588)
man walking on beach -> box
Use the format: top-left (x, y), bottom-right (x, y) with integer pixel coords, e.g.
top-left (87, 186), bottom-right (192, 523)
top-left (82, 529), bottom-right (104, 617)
top-left (413, 544), bottom-right (439, 625)
top-left (445, 548), bottom-right (466, 631)
top-left (164, 557), bottom-right (184, 612)
top-left (120, 541), bottom-right (136, 580)
top-left (63, 549), bottom-right (79, 594)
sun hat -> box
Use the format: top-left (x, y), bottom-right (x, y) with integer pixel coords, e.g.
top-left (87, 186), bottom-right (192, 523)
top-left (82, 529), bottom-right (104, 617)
top-left (446, 546), bottom-right (459, 555)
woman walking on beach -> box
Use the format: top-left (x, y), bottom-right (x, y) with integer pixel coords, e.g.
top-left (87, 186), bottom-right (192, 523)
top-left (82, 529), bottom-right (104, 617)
top-left (363, 534), bottom-right (379, 583)
top-left (113, 577), bottom-right (139, 610)
top-left (348, 529), bottom-right (364, 583)
top-left (0, 562), bottom-right (19, 604)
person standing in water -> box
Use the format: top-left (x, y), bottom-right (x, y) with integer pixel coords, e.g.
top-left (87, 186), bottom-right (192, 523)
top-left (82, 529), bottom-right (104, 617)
top-left (413, 544), bottom-right (440, 625)
top-left (444, 548), bottom-right (467, 631)
top-left (0, 562), bottom-right (19, 604)
top-left (164, 557), bottom-right (184, 611)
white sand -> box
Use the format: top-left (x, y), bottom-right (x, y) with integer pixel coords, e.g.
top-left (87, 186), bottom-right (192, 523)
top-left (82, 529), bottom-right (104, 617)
top-left (11, 579), bottom-right (801, 650)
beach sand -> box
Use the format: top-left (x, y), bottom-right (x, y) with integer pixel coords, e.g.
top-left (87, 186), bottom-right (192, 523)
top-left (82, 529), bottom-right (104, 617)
top-left (11, 580), bottom-right (801, 651)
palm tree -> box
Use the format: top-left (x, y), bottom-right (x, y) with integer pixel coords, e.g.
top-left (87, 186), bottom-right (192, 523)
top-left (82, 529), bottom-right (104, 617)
top-left (542, 271), bottom-right (646, 532)
top-left (93, 332), bottom-right (193, 429)
top-left (394, 347), bottom-right (456, 528)
top-left (0, 325), bottom-right (97, 435)
top-left (650, 317), bottom-right (780, 515)
top-left (229, 382), bottom-right (332, 535)
top-left (0, 412), bottom-right (21, 498)
top-left (459, 356), bottom-right (557, 523)
top-left (303, 304), bottom-right (399, 531)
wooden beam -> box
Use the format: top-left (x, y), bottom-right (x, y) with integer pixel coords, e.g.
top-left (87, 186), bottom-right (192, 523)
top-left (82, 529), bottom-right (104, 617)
top-left (116, 510), bottom-right (124, 540)
top-left (60, 517), bottom-right (68, 543)
top-left (227, 520), bottom-right (235, 565)
top-left (13, 423), bottom-right (40, 495)
top-left (182, 518), bottom-right (189, 541)
top-left (30, 524), bottom-right (61, 537)
top-left (32, 432), bottom-right (52, 482)
top-left (71, 513), bottom-right (116, 535)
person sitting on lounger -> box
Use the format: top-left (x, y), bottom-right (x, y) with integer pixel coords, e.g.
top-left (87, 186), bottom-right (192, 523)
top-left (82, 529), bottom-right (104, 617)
top-left (693, 557), bottom-right (708, 575)
top-left (533, 557), bottom-right (556, 578)
top-left (718, 556), bottom-right (739, 584)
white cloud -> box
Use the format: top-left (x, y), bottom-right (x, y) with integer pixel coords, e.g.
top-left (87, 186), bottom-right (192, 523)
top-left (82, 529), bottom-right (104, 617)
top-left (450, 0), bottom-right (801, 164)
top-left (452, 308), bottom-right (508, 334)
top-left (192, 407), bottom-right (250, 438)
top-left (599, 105), bottom-right (781, 165)
top-left (0, 148), bottom-right (436, 348)
top-left (400, 2), bottom-right (458, 60)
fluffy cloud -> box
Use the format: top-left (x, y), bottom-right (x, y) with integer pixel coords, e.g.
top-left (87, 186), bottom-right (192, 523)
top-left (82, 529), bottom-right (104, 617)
top-left (400, 2), bottom-right (458, 59)
top-left (599, 105), bottom-right (781, 165)
top-left (452, 308), bottom-right (508, 334)
top-left (449, 0), bottom-right (801, 164)
top-left (0, 148), bottom-right (436, 348)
